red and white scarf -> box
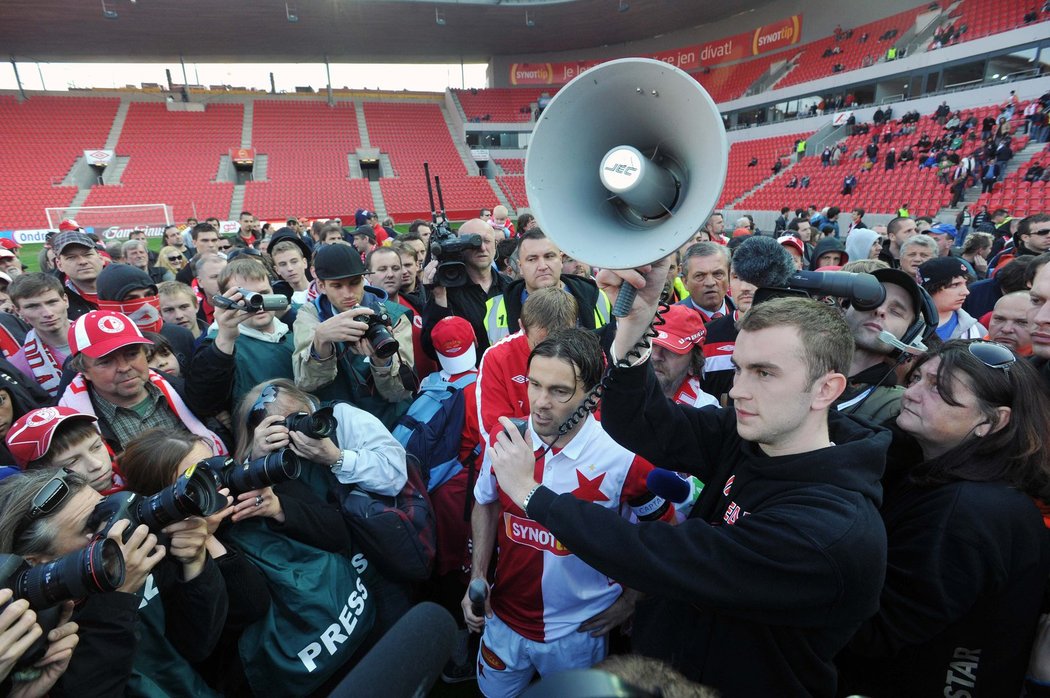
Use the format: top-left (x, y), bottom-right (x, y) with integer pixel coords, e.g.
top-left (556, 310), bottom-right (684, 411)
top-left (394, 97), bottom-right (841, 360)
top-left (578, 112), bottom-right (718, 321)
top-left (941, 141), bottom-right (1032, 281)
top-left (98, 296), bottom-right (164, 334)
top-left (20, 330), bottom-right (66, 397)
top-left (59, 370), bottom-right (228, 455)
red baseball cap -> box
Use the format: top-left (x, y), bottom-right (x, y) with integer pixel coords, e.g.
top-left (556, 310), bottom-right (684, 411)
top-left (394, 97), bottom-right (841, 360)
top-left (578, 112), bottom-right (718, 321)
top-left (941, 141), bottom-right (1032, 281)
top-left (431, 316), bottom-right (477, 374)
top-left (58, 219), bottom-right (81, 232)
top-left (6, 407), bottom-right (98, 467)
top-left (652, 304), bottom-right (707, 355)
top-left (777, 235), bottom-right (805, 257)
top-left (68, 310), bottom-right (154, 359)
top-left (0, 239), bottom-right (21, 251)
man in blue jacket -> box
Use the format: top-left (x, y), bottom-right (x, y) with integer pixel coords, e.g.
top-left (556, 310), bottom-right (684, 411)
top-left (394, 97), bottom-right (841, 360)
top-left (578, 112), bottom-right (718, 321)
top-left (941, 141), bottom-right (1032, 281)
top-left (488, 257), bottom-right (889, 697)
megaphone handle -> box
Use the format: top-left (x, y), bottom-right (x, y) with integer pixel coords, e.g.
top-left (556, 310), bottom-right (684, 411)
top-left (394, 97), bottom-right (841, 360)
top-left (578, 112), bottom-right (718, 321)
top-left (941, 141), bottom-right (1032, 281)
top-left (612, 285), bottom-right (637, 318)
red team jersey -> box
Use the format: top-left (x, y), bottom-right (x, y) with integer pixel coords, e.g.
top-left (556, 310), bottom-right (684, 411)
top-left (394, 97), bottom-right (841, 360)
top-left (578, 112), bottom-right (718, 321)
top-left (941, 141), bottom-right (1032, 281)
top-left (474, 415), bottom-right (655, 643)
top-left (476, 330), bottom-right (532, 445)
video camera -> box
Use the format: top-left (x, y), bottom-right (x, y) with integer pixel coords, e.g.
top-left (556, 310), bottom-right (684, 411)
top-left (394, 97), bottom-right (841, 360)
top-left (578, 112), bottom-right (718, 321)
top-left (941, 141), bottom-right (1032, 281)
top-left (212, 287), bottom-right (290, 314)
top-left (89, 461), bottom-right (227, 544)
top-left (752, 270), bottom-right (886, 311)
top-left (423, 161), bottom-right (482, 288)
top-left (0, 539), bottom-right (125, 667)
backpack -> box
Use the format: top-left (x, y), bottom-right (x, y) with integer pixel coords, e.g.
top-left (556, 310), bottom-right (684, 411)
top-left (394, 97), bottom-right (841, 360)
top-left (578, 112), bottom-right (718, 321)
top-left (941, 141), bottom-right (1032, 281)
top-left (392, 371), bottom-right (478, 491)
top-left (334, 453), bottom-right (437, 583)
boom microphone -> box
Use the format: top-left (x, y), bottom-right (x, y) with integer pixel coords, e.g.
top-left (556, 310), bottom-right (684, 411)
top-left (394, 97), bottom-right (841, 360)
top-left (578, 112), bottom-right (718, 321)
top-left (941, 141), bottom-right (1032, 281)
top-left (785, 271), bottom-right (886, 311)
top-left (326, 602), bottom-right (457, 698)
top-left (731, 236), bottom-right (796, 288)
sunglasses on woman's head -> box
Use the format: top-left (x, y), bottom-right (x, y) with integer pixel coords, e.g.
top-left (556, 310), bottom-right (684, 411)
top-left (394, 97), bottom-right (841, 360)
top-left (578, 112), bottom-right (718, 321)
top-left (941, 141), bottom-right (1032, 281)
top-left (966, 340), bottom-right (1016, 372)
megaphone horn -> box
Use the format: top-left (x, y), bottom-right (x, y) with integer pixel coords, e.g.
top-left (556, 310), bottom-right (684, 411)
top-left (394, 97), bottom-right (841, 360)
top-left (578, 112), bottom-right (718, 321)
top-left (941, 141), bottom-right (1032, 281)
top-left (525, 58), bottom-right (728, 315)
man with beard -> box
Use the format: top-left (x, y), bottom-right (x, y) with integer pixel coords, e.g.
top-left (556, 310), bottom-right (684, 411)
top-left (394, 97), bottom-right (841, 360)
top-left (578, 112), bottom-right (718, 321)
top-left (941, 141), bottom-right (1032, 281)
top-left (650, 304), bottom-right (717, 408)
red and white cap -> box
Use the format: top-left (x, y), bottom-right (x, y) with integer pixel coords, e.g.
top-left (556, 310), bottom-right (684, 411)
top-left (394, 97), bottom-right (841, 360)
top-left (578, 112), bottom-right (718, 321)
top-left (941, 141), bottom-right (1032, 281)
top-left (58, 219), bottom-right (81, 232)
top-left (652, 304), bottom-right (706, 355)
top-left (6, 407), bottom-right (98, 467)
top-left (431, 316), bottom-right (477, 375)
top-left (0, 239), bottom-right (21, 252)
top-left (68, 310), bottom-right (154, 359)
top-left (777, 235), bottom-right (805, 257)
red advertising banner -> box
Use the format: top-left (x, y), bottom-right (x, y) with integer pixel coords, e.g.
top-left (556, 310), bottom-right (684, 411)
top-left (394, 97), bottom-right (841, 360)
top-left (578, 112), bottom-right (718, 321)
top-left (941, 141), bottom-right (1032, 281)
top-left (508, 14), bottom-right (802, 86)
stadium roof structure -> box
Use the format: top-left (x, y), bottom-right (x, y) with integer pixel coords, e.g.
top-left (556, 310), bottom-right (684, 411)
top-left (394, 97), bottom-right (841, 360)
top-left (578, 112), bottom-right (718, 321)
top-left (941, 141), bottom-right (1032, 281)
top-left (2, 0), bottom-right (766, 64)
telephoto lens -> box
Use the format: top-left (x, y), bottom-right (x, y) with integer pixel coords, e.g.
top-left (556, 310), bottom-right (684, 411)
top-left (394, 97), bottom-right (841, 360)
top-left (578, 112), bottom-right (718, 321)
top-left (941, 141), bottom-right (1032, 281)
top-left (136, 461), bottom-right (226, 531)
top-left (221, 449), bottom-right (301, 495)
top-left (284, 406), bottom-right (337, 440)
top-left (0, 538), bottom-right (126, 610)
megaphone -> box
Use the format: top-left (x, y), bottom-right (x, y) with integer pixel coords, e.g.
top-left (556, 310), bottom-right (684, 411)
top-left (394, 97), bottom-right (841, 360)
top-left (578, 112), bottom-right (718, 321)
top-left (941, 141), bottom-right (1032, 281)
top-left (525, 57), bottom-right (728, 314)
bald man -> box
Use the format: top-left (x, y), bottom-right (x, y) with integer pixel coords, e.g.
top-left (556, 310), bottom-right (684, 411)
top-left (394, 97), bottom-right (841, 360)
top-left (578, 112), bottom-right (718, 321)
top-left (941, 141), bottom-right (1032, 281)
top-left (988, 291), bottom-right (1032, 354)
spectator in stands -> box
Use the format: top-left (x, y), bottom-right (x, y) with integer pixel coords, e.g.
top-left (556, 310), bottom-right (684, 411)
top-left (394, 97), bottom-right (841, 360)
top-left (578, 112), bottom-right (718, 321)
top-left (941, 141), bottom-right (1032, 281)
top-left (267, 228), bottom-right (312, 307)
top-left (8, 273), bottom-right (71, 398)
top-left (96, 264), bottom-right (196, 377)
top-left (899, 234), bottom-right (939, 278)
top-left (842, 173), bottom-right (858, 196)
top-left (481, 229), bottom-right (610, 346)
top-left (58, 310), bottom-right (226, 454)
top-left (52, 230), bottom-right (103, 320)
top-left (919, 257), bottom-right (985, 340)
top-left (1025, 163), bottom-right (1045, 182)
top-left (988, 291), bottom-right (1033, 354)
top-left (677, 242), bottom-right (733, 322)
top-left (786, 175), bottom-right (799, 188)
top-left (884, 148), bottom-right (896, 170)
top-left (159, 280), bottom-right (206, 336)
top-left (422, 219), bottom-right (509, 362)
top-left (188, 258), bottom-right (296, 415)
top-left (838, 267), bottom-right (933, 422)
top-left (800, 175), bottom-right (811, 188)
top-left (748, 156), bottom-right (759, 167)
top-left (231, 210), bottom-right (259, 249)
top-left (122, 239), bottom-right (170, 284)
top-left (878, 216), bottom-right (918, 269)
top-left (771, 159), bottom-right (783, 174)
top-left (176, 223), bottom-right (222, 285)
top-left (293, 243), bottom-right (415, 429)
top-left (821, 148), bottom-right (832, 167)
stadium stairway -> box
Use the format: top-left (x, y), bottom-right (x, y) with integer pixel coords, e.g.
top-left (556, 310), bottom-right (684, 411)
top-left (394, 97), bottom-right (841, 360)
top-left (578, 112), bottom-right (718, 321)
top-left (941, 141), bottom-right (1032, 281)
top-left (441, 105), bottom-right (480, 176)
top-left (487, 177), bottom-right (511, 211)
top-left (727, 159), bottom-right (802, 208)
top-left (355, 102), bottom-right (371, 147)
top-left (370, 181), bottom-right (387, 219)
top-left (105, 99), bottom-right (130, 150)
top-left (934, 137), bottom-right (1048, 222)
top-left (229, 184), bottom-right (246, 219)
top-left (241, 100), bottom-right (254, 148)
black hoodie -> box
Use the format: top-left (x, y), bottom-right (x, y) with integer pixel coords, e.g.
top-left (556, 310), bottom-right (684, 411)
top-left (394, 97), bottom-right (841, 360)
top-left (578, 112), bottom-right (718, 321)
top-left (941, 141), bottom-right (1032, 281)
top-left (810, 237), bottom-right (850, 270)
top-left (525, 359), bottom-right (889, 698)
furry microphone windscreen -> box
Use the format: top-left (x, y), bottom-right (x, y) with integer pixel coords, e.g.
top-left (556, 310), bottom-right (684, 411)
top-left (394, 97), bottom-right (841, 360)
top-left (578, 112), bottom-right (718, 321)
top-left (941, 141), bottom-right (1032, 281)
top-left (731, 235), bottom-right (796, 288)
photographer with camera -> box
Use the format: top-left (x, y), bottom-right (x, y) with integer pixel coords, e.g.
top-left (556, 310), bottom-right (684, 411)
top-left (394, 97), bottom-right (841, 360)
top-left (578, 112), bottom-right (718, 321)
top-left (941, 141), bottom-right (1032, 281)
top-left (421, 218), bottom-right (511, 362)
top-left (293, 244), bottom-right (416, 431)
top-left (0, 588), bottom-right (79, 698)
top-left (188, 257), bottom-right (296, 415)
top-left (118, 429), bottom-right (276, 695)
top-left (0, 468), bottom-right (228, 696)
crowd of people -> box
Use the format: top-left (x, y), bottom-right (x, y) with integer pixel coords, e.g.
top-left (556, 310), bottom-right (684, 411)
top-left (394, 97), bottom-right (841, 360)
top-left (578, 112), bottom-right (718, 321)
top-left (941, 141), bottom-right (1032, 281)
top-left (0, 181), bottom-right (1048, 698)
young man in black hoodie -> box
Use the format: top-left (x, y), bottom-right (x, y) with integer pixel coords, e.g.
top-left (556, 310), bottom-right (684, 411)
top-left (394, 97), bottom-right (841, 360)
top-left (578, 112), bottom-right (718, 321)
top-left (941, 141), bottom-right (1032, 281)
top-left (487, 256), bottom-right (890, 698)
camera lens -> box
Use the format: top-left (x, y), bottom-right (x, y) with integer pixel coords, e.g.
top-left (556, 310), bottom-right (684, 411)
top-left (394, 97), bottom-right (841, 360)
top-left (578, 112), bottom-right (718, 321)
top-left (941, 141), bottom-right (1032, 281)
top-left (136, 465), bottom-right (224, 530)
top-left (365, 322), bottom-right (399, 360)
top-left (285, 409), bottom-right (337, 440)
top-left (226, 449), bottom-right (301, 494)
top-left (17, 537), bottom-right (125, 609)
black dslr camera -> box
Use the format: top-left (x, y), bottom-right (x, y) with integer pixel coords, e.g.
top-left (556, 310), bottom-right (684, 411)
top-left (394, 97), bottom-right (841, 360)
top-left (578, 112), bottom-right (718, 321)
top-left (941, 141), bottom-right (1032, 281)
top-left (0, 539), bottom-right (125, 667)
top-left (430, 228), bottom-right (483, 288)
top-left (212, 287), bottom-right (290, 314)
top-left (89, 461), bottom-right (226, 544)
top-left (198, 452), bottom-right (301, 496)
top-left (284, 405), bottom-right (338, 440)
top-left (357, 301), bottom-right (399, 360)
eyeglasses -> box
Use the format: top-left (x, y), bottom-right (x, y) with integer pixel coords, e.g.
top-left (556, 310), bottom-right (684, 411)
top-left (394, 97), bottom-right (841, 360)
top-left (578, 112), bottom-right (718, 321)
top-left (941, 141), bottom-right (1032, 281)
top-left (249, 384), bottom-right (280, 427)
top-left (967, 340), bottom-right (1017, 371)
top-left (218, 244), bottom-right (232, 251)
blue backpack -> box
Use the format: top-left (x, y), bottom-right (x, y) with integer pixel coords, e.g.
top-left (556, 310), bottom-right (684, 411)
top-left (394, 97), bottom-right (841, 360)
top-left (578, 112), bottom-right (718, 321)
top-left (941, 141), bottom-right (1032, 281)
top-left (392, 371), bottom-right (477, 491)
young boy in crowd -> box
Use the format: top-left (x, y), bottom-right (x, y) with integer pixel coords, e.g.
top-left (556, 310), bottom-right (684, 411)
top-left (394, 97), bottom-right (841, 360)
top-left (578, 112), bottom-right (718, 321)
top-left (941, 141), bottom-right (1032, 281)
top-left (5, 406), bottom-right (124, 493)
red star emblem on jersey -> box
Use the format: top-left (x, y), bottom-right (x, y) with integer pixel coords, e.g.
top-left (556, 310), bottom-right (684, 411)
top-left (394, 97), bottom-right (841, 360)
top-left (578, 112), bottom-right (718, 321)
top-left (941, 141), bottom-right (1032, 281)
top-left (571, 469), bottom-right (609, 502)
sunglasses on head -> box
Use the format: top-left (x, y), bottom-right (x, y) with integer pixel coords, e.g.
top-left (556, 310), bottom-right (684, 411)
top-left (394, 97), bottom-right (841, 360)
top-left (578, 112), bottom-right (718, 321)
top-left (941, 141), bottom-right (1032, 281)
top-left (249, 384), bottom-right (280, 428)
top-left (966, 340), bottom-right (1016, 372)
top-left (15, 468), bottom-right (77, 543)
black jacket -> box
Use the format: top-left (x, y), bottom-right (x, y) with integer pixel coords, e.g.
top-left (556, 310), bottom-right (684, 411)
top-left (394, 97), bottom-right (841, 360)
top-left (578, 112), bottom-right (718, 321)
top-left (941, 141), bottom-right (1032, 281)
top-left (421, 271), bottom-right (512, 362)
top-left (526, 360), bottom-right (889, 697)
top-left (63, 282), bottom-right (98, 320)
top-left (158, 321), bottom-right (196, 377)
top-left (697, 313), bottom-right (738, 403)
top-left (837, 430), bottom-right (1050, 697)
top-left (498, 274), bottom-right (607, 337)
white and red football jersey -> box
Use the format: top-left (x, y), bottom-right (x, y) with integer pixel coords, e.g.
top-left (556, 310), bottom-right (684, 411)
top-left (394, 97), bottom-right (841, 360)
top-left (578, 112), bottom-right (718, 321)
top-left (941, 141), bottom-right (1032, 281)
top-left (474, 414), bottom-right (654, 643)
top-left (476, 330), bottom-right (532, 446)
top-left (672, 374), bottom-right (719, 408)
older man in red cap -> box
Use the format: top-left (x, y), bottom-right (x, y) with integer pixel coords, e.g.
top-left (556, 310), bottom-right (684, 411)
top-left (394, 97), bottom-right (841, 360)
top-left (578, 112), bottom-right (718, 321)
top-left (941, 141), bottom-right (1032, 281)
top-left (58, 310), bottom-right (226, 455)
top-left (651, 304), bottom-right (717, 408)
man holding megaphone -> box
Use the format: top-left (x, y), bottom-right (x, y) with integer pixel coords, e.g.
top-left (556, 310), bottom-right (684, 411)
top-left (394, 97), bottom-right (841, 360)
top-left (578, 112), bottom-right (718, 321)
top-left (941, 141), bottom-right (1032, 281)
top-left (488, 256), bottom-right (889, 697)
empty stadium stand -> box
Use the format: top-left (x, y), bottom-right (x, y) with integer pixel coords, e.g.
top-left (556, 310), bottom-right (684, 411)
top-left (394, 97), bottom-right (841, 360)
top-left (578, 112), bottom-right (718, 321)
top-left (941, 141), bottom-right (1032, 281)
top-left (453, 88), bottom-right (550, 123)
top-left (974, 145), bottom-right (1050, 217)
top-left (243, 100), bottom-right (373, 220)
top-left (0, 96), bottom-right (119, 229)
top-left (84, 102), bottom-right (240, 223)
top-left (364, 101), bottom-right (496, 219)
top-left (690, 52), bottom-right (793, 103)
top-left (719, 133), bottom-right (807, 208)
top-left (939, 0), bottom-right (1050, 47)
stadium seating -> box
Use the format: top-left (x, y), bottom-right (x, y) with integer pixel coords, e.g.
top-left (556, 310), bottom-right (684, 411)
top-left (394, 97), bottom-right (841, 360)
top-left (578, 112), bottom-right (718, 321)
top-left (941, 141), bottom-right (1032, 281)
top-left (84, 102), bottom-right (239, 223)
top-left (363, 102), bottom-right (496, 220)
top-left (243, 100), bottom-right (373, 220)
top-left (690, 52), bottom-right (793, 103)
top-left (973, 144), bottom-right (1050, 217)
top-left (939, 0), bottom-right (1049, 46)
top-left (453, 88), bottom-right (549, 123)
top-left (718, 133), bottom-right (807, 208)
top-left (0, 95), bottom-right (119, 230)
